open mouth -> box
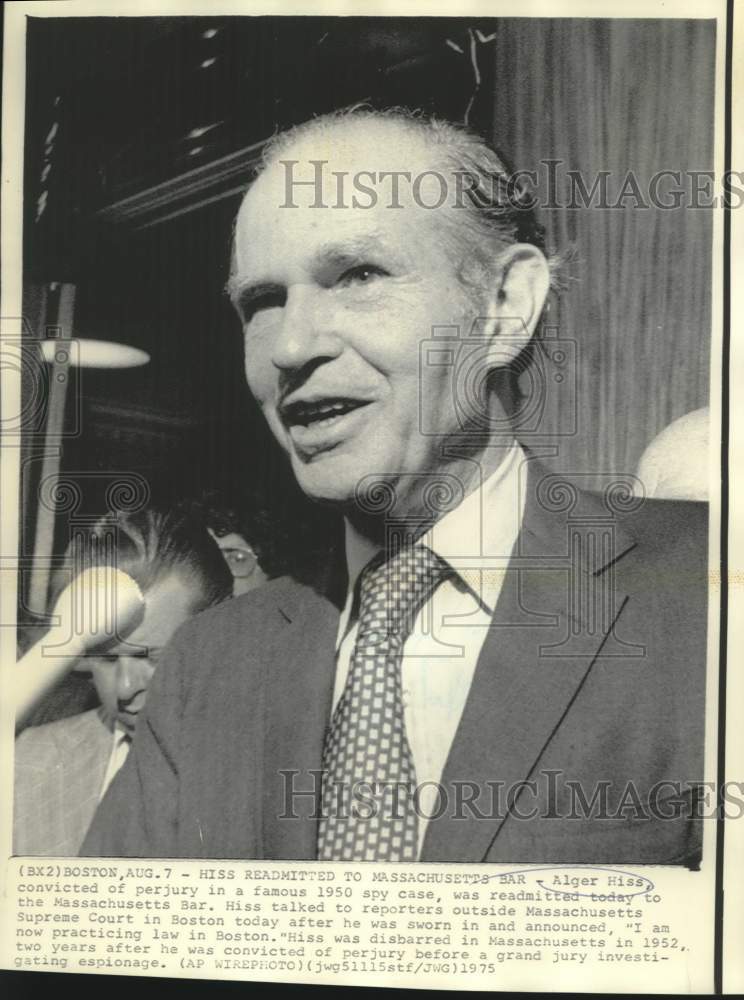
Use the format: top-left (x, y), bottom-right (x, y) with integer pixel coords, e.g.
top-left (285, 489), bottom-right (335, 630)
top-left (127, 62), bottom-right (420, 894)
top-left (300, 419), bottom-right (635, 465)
top-left (282, 397), bottom-right (370, 429)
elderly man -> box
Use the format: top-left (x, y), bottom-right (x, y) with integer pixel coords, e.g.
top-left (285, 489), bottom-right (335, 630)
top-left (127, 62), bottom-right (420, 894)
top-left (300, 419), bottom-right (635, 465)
top-left (83, 109), bottom-right (707, 865)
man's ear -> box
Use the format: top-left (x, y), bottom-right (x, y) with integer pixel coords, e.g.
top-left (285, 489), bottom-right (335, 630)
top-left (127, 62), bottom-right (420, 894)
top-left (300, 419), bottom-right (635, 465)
top-left (479, 244), bottom-right (550, 364)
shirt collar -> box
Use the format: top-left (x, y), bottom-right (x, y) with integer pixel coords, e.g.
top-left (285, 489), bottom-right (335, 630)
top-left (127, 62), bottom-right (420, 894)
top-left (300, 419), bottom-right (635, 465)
top-left (420, 440), bottom-right (525, 612)
top-left (97, 708), bottom-right (134, 744)
top-left (340, 440), bottom-right (526, 628)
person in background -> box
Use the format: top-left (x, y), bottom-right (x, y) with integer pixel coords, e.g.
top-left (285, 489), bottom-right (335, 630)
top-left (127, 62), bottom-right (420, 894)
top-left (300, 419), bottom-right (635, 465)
top-left (210, 523), bottom-right (265, 597)
top-left (13, 506), bottom-right (233, 856)
top-left (189, 489), bottom-right (331, 595)
top-left (194, 494), bottom-right (271, 597)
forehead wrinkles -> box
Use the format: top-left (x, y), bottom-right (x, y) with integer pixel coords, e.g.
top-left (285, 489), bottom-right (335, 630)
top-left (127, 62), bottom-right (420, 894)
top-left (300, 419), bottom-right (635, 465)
top-left (263, 126), bottom-right (455, 208)
top-left (235, 135), bottom-right (467, 280)
top-left (260, 118), bottom-right (462, 206)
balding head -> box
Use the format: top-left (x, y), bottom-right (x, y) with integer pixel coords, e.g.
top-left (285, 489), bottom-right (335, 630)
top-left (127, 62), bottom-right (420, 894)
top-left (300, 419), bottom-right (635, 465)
top-left (235, 107), bottom-right (554, 298)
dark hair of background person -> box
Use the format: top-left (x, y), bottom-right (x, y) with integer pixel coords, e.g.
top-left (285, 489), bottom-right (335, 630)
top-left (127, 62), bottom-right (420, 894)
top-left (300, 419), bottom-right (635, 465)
top-left (188, 491), bottom-right (291, 580)
top-left (185, 489), bottom-right (343, 583)
top-left (48, 506), bottom-right (233, 614)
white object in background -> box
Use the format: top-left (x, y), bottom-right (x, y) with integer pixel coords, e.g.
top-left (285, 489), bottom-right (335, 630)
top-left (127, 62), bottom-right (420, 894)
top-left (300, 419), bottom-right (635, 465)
top-left (40, 338), bottom-right (150, 369)
top-left (635, 406), bottom-right (709, 501)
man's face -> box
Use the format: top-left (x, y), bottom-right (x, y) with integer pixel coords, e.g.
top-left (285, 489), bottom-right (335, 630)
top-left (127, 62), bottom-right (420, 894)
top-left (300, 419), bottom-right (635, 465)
top-left (231, 122), bottom-right (482, 511)
top-left (208, 529), bottom-right (268, 597)
top-left (86, 574), bottom-right (197, 735)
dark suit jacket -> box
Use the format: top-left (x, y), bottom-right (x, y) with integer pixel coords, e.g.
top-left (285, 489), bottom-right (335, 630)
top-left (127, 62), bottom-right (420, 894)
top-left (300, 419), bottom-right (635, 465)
top-left (82, 458), bottom-right (708, 865)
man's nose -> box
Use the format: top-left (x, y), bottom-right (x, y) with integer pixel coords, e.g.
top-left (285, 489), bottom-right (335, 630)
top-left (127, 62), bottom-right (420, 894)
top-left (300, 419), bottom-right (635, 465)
top-left (270, 284), bottom-right (343, 372)
top-left (116, 658), bottom-right (155, 702)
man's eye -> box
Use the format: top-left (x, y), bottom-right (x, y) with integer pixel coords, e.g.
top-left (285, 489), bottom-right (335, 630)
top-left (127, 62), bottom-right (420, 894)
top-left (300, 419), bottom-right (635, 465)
top-left (338, 264), bottom-right (387, 287)
top-left (97, 654), bottom-right (119, 665)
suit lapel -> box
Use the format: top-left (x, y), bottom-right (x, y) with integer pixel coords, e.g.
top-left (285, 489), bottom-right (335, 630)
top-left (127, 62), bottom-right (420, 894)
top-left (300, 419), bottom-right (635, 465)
top-left (422, 456), bottom-right (636, 862)
top-left (260, 562), bottom-right (345, 860)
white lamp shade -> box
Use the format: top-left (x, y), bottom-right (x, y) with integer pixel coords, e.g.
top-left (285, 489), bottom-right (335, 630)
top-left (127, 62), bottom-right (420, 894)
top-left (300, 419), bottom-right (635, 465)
top-left (41, 338), bottom-right (150, 369)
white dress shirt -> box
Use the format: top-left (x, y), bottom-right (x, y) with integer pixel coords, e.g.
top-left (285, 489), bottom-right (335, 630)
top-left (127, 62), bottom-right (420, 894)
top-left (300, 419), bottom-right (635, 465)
top-left (99, 726), bottom-right (131, 800)
top-left (333, 442), bottom-right (527, 853)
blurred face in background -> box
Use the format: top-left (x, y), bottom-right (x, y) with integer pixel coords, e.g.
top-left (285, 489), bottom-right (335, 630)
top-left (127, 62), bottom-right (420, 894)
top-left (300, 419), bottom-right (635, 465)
top-left (85, 574), bottom-right (199, 735)
top-left (208, 529), bottom-right (268, 596)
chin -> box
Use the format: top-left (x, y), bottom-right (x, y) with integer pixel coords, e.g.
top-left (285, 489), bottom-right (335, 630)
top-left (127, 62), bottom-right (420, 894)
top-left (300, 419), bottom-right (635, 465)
top-left (295, 469), bottom-right (410, 528)
top-left (293, 473), bottom-right (358, 509)
top-left (289, 452), bottom-right (359, 506)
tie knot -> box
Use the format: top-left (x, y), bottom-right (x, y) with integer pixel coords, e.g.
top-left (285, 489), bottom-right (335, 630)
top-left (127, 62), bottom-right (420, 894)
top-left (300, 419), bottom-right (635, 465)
top-left (357, 544), bottom-right (452, 642)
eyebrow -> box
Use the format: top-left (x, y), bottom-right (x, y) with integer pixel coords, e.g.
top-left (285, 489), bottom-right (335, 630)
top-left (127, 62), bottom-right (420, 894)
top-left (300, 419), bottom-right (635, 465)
top-left (314, 233), bottom-right (389, 265)
top-left (226, 232), bottom-right (394, 312)
top-left (104, 644), bottom-right (160, 658)
top-left (226, 278), bottom-right (283, 319)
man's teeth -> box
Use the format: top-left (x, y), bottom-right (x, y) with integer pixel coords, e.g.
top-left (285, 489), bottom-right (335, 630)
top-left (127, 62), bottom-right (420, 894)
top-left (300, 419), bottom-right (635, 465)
top-left (292, 399), bottom-right (361, 425)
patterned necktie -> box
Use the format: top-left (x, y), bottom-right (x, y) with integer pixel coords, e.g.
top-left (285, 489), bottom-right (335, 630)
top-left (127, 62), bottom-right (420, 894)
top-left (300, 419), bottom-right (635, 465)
top-left (317, 544), bottom-right (452, 861)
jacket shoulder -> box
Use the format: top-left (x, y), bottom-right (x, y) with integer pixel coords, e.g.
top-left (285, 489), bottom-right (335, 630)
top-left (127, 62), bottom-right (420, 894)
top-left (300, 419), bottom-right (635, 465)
top-left (612, 498), bottom-right (709, 635)
top-left (620, 496), bottom-right (708, 563)
top-left (172, 574), bottom-right (308, 646)
top-left (15, 709), bottom-right (106, 766)
top-left (163, 573), bottom-right (332, 701)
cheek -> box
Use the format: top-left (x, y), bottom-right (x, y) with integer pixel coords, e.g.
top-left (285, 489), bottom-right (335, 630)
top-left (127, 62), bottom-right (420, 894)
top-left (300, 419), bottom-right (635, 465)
top-left (91, 670), bottom-right (117, 709)
top-left (358, 286), bottom-right (463, 376)
top-left (243, 332), bottom-right (275, 402)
